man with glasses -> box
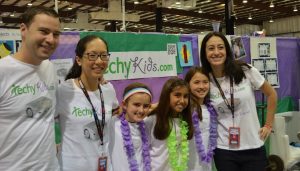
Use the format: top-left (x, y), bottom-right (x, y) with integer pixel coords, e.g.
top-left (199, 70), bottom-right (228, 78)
top-left (0, 6), bottom-right (60, 170)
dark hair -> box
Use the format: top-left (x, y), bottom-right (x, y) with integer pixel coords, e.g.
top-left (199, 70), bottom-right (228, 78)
top-left (184, 66), bottom-right (210, 121)
top-left (65, 35), bottom-right (109, 80)
top-left (200, 32), bottom-right (250, 84)
top-left (123, 82), bottom-right (152, 103)
top-left (151, 77), bottom-right (193, 140)
top-left (21, 6), bottom-right (59, 27)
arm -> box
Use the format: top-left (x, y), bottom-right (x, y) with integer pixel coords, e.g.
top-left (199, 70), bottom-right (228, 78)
top-left (259, 80), bottom-right (277, 140)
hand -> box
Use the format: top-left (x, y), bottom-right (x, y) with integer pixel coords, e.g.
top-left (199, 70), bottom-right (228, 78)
top-left (259, 126), bottom-right (272, 141)
top-left (100, 77), bottom-right (108, 85)
top-left (112, 106), bottom-right (122, 116)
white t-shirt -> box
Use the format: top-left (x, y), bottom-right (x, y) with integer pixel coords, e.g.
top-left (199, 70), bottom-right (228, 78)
top-left (0, 55), bottom-right (59, 171)
top-left (108, 116), bottom-right (144, 171)
top-left (145, 115), bottom-right (188, 171)
top-left (57, 79), bottom-right (118, 171)
top-left (188, 105), bottom-right (212, 171)
top-left (209, 66), bottom-right (265, 150)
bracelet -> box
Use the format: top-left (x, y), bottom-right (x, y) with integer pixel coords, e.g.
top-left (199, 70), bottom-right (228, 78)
top-left (264, 124), bottom-right (272, 130)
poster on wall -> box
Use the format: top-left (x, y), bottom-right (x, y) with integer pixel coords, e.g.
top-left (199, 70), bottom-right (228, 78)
top-left (250, 37), bottom-right (279, 88)
top-left (231, 36), bottom-right (246, 59)
top-left (0, 29), bottom-right (21, 59)
top-left (177, 41), bottom-right (194, 67)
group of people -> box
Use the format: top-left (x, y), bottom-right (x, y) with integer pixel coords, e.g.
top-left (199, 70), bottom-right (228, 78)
top-left (0, 6), bottom-right (277, 171)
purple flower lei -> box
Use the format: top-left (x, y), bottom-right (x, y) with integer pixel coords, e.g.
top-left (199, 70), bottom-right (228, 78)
top-left (192, 101), bottom-right (218, 164)
top-left (119, 112), bottom-right (151, 171)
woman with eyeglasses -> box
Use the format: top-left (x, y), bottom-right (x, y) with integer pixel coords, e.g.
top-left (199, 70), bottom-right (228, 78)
top-left (56, 35), bottom-right (119, 171)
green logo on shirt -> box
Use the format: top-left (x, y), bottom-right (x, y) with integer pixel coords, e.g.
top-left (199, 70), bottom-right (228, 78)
top-left (72, 107), bottom-right (93, 117)
top-left (11, 84), bottom-right (36, 96)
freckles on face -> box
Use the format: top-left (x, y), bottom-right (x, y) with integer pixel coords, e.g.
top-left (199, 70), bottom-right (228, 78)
top-left (124, 93), bottom-right (151, 122)
top-left (169, 86), bottom-right (189, 114)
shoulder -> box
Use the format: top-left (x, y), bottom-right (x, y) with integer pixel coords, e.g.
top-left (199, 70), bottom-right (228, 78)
top-left (40, 59), bottom-right (55, 71)
top-left (58, 79), bottom-right (74, 89)
top-left (57, 79), bottom-right (76, 95)
top-left (101, 82), bottom-right (115, 90)
top-left (108, 115), bottom-right (121, 128)
top-left (100, 82), bottom-right (117, 94)
top-left (144, 115), bottom-right (156, 127)
top-left (0, 55), bottom-right (14, 69)
top-left (243, 64), bottom-right (261, 76)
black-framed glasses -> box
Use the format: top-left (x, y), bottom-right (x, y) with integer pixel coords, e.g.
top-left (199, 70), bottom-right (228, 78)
top-left (84, 53), bottom-right (110, 61)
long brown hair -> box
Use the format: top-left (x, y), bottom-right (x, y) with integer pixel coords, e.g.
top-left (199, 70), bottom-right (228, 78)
top-left (151, 77), bottom-right (193, 140)
top-left (184, 66), bottom-right (210, 121)
top-left (200, 32), bottom-right (251, 85)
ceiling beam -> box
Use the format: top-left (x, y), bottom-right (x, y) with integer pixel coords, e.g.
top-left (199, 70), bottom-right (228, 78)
top-left (0, 5), bottom-right (77, 17)
top-left (126, 2), bottom-right (223, 21)
top-left (66, 0), bottom-right (108, 8)
top-left (138, 19), bottom-right (211, 30)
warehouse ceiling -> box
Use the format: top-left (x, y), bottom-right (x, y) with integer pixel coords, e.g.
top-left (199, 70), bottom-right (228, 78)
top-left (0, 0), bottom-right (299, 34)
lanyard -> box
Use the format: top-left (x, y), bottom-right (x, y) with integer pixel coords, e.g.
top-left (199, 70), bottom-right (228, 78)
top-left (78, 78), bottom-right (105, 145)
top-left (211, 74), bottom-right (235, 126)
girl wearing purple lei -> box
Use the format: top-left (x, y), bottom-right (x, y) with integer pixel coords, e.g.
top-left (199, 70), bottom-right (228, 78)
top-left (185, 66), bottom-right (218, 171)
top-left (108, 82), bottom-right (152, 171)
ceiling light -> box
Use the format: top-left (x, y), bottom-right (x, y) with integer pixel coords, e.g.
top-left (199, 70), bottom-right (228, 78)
top-left (134, 25), bottom-right (138, 28)
top-left (67, 6), bottom-right (72, 10)
top-left (163, 16), bottom-right (168, 21)
top-left (175, 0), bottom-right (181, 5)
top-left (188, 20), bottom-right (193, 24)
top-left (198, 7), bottom-right (203, 13)
top-left (0, 17), bottom-right (3, 24)
top-left (248, 13), bottom-right (252, 20)
top-left (234, 25), bottom-right (237, 29)
top-left (134, 0), bottom-right (139, 4)
top-left (27, 3), bottom-right (33, 6)
top-left (242, 0), bottom-right (248, 3)
top-left (269, 17), bottom-right (274, 23)
top-left (269, 1), bottom-right (274, 8)
top-left (106, 22), bottom-right (111, 26)
top-left (293, 5), bottom-right (298, 12)
top-left (9, 12), bottom-right (15, 17)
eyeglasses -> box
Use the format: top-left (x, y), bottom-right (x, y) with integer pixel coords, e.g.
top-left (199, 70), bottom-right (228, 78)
top-left (84, 52), bottom-right (110, 61)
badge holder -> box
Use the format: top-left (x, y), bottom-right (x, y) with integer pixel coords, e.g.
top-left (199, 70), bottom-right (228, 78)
top-left (98, 145), bottom-right (108, 171)
top-left (229, 127), bottom-right (240, 148)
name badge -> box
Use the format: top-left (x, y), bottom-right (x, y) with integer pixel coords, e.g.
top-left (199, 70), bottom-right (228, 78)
top-left (98, 156), bottom-right (108, 171)
top-left (229, 127), bottom-right (240, 148)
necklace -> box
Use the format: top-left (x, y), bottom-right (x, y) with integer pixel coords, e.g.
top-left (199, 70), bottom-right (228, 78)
top-left (167, 118), bottom-right (189, 171)
top-left (192, 101), bottom-right (218, 164)
top-left (119, 112), bottom-right (151, 171)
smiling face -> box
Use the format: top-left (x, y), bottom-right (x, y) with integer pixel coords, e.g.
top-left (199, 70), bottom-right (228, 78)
top-left (76, 38), bottom-right (108, 80)
top-left (20, 14), bottom-right (60, 64)
top-left (189, 72), bottom-right (209, 104)
top-left (169, 86), bottom-right (189, 114)
top-left (205, 36), bottom-right (227, 69)
top-left (123, 93), bottom-right (151, 123)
